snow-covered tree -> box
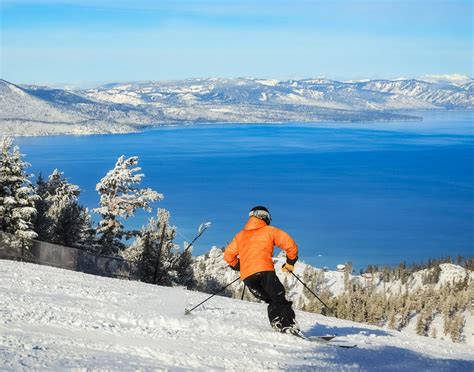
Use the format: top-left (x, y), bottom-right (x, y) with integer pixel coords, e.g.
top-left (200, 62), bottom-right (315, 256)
top-left (387, 307), bottom-right (397, 329)
top-left (174, 241), bottom-right (195, 287)
top-left (0, 137), bottom-right (39, 245)
top-left (449, 312), bottom-right (465, 343)
top-left (57, 203), bottom-right (95, 249)
top-left (42, 169), bottom-right (80, 215)
top-left (34, 169), bottom-right (95, 249)
top-left (123, 208), bottom-right (178, 284)
top-left (191, 246), bottom-right (240, 296)
top-left (415, 312), bottom-right (427, 336)
top-left (94, 156), bottom-right (163, 256)
top-left (33, 173), bottom-right (49, 241)
top-left (343, 261), bottom-right (353, 291)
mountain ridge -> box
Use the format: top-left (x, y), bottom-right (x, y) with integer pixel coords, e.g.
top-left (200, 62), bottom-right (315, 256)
top-left (1, 76), bottom-right (472, 136)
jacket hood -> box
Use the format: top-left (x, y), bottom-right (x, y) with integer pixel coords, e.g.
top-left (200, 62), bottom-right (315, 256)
top-left (244, 216), bottom-right (268, 230)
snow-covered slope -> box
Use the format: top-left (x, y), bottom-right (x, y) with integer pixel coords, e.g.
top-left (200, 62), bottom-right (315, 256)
top-left (0, 79), bottom-right (93, 135)
top-left (357, 79), bottom-right (473, 109)
top-left (1, 260), bottom-right (472, 370)
top-left (0, 80), bottom-right (164, 136)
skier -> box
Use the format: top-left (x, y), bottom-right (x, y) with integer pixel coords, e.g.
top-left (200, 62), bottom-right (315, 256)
top-left (224, 206), bottom-right (300, 334)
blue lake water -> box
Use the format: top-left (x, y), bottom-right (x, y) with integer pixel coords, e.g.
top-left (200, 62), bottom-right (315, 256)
top-left (15, 111), bottom-right (474, 271)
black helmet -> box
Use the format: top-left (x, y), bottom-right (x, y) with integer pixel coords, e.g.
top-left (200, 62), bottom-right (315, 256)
top-left (249, 206), bottom-right (272, 225)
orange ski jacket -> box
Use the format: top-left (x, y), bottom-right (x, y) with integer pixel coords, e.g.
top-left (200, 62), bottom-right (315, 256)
top-left (224, 216), bottom-right (298, 280)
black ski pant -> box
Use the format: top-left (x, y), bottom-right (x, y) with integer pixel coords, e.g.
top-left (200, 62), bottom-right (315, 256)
top-left (243, 271), bottom-right (296, 330)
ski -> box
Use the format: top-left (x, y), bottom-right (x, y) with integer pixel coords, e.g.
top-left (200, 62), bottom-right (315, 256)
top-left (285, 330), bottom-right (357, 348)
top-left (307, 336), bottom-right (357, 348)
top-left (308, 335), bottom-right (337, 342)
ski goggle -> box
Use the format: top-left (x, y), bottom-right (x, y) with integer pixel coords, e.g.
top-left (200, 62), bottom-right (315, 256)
top-left (249, 210), bottom-right (272, 224)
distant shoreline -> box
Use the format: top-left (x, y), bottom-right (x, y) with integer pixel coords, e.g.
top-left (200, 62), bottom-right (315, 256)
top-left (0, 114), bottom-right (426, 138)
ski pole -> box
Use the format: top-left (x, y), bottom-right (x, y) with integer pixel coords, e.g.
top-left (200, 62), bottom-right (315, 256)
top-left (241, 284), bottom-right (246, 300)
top-left (171, 222), bottom-right (211, 269)
top-left (185, 277), bottom-right (240, 315)
top-left (290, 271), bottom-right (333, 315)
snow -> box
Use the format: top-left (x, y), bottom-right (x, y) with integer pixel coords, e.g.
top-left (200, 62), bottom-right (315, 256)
top-left (255, 79), bottom-right (280, 87)
top-left (1, 260), bottom-right (473, 371)
top-left (208, 108), bottom-right (234, 113)
top-left (86, 90), bottom-right (145, 105)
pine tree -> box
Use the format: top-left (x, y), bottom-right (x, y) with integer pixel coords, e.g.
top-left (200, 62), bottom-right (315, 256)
top-left (398, 300), bottom-right (412, 331)
top-left (94, 156), bottom-right (163, 255)
top-left (175, 243), bottom-right (195, 287)
top-left (415, 313), bottom-right (425, 336)
top-left (56, 203), bottom-right (95, 249)
top-left (387, 307), bottom-right (397, 329)
top-left (301, 266), bottom-right (314, 305)
top-left (415, 307), bottom-right (432, 337)
top-left (423, 265), bottom-right (442, 285)
top-left (368, 292), bottom-right (385, 326)
top-left (123, 208), bottom-right (179, 285)
top-left (33, 173), bottom-right (50, 242)
top-left (442, 295), bottom-right (453, 336)
top-left (0, 137), bottom-right (39, 246)
top-left (449, 312), bottom-right (465, 343)
top-left (343, 261), bottom-right (353, 291)
top-left (34, 169), bottom-right (95, 248)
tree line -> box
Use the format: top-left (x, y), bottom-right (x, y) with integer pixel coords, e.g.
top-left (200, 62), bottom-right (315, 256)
top-left (362, 256), bottom-right (474, 282)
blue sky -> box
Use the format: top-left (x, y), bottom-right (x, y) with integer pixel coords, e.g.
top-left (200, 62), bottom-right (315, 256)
top-left (1, 0), bottom-right (472, 86)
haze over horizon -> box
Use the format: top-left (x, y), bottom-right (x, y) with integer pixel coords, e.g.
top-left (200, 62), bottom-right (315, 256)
top-left (1, 0), bottom-right (472, 87)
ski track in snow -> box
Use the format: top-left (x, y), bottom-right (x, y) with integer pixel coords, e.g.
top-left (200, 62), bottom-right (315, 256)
top-left (0, 260), bottom-right (473, 371)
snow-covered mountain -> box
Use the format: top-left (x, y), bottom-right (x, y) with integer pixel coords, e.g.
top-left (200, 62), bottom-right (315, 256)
top-left (356, 79), bottom-right (473, 108)
top-left (0, 79), bottom-right (164, 136)
top-left (85, 76), bottom-right (473, 111)
top-left (1, 259), bottom-right (473, 370)
top-left (1, 75), bottom-right (472, 136)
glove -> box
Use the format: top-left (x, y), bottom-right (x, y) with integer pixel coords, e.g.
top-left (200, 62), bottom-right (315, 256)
top-left (282, 256), bottom-right (297, 273)
top-left (282, 263), bottom-right (294, 273)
